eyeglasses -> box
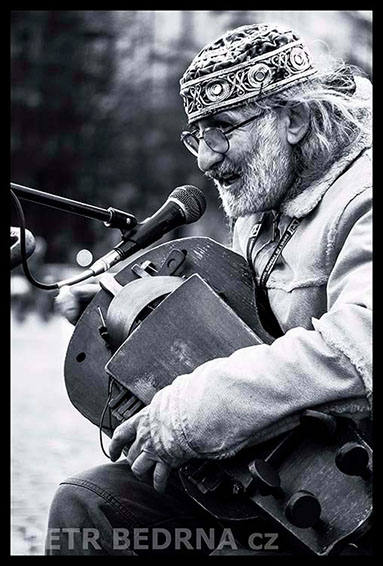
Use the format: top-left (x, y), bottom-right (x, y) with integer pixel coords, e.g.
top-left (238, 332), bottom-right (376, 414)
top-left (180, 112), bottom-right (264, 157)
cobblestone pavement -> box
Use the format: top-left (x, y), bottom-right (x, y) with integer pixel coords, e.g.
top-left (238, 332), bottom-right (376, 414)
top-left (11, 311), bottom-right (107, 555)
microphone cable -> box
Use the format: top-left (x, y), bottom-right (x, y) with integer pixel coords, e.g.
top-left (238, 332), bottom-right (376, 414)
top-left (11, 189), bottom-right (58, 290)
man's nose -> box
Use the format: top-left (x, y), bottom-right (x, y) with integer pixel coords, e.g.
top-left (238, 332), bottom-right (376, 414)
top-left (197, 140), bottom-right (224, 172)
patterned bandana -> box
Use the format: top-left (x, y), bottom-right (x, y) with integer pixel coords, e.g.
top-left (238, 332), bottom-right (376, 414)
top-left (180, 23), bottom-right (317, 123)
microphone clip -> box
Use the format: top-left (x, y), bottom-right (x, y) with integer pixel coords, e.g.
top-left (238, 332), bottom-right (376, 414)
top-left (104, 207), bottom-right (137, 232)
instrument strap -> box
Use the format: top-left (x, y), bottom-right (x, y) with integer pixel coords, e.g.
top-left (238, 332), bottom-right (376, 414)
top-left (246, 214), bottom-right (301, 338)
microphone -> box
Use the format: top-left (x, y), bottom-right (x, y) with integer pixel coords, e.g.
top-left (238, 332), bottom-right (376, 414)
top-left (88, 185), bottom-right (206, 277)
top-left (11, 227), bottom-right (36, 269)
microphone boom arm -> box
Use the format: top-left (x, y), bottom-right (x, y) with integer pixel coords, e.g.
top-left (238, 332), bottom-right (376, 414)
top-left (10, 183), bottom-right (137, 232)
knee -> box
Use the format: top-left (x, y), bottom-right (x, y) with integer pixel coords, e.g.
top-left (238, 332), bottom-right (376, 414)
top-left (47, 482), bottom-right (88, 529)
top-left (47, 463), bottom-right (118, 528)
top-left (45, 479), bottom-right (106, 555)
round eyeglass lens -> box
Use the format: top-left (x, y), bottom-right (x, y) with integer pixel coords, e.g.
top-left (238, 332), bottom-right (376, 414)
top-left (183, 133), bottom-right (199, 156)
top-left (204, 129), bottom-right (229, 154)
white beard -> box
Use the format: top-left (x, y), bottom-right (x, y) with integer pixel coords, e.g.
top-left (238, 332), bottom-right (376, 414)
top-left (210, 114), bottom-right (294, 218)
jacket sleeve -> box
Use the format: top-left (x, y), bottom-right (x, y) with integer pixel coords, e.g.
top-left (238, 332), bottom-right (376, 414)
top-left (147, 193), bottom-right (372, 468)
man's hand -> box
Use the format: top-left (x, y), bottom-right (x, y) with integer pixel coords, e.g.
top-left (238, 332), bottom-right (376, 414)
top-left (109, 408), bottom-right (171, 493)
top-left (55, 283), bottom-right (99, 325)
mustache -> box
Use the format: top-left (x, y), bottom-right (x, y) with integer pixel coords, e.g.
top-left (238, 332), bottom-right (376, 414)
top-left (205, 163), bottom-right (242, 181)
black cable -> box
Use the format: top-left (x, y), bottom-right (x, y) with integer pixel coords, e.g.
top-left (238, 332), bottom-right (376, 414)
top-left (99, 376), bottom-right (114, 459)
top-left (11, 189), bottom-right (58, 290)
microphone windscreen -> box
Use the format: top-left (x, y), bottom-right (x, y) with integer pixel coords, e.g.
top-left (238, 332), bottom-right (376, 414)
top-left (170, 185), bottom-right (207, 223)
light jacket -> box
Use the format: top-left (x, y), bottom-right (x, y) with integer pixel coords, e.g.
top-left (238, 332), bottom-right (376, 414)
top-left (147, 78), bottom-right (372, 468)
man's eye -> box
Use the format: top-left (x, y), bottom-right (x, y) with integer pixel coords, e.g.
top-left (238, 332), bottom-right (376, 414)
top-left (214, 121), bottom-right (231, 130)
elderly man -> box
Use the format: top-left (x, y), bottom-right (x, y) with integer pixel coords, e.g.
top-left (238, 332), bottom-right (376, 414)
top-left (46, 23), bottom-right (372, 555)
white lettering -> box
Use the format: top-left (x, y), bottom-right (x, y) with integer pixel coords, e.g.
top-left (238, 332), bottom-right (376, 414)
top-left (61, 528), bottom-right (80, 550)
top-left (152, 528), bottom-right (172, 550)
top-left (82, 528), bottom-right (101, 550)
top-left (248, 532), bottom-right (263, 550)
top-left (216, 528), bottom-right (237, 551)
top-left (195, 528), bottom-right (216, 550)
top-left (113, 528), bottom-right (130, 550)
top-left (134, 528), bottom-right (149, 550)
top-left (45, 528), bottom-right (61, 551)
top-left (175, 528), bottom-right (193, 550)
top-left (264, 533), bottom-right (279, 550)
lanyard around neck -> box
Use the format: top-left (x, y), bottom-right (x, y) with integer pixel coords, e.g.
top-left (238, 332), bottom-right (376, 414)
top-left (246, 214), bottom-right (301, 289)
top-left (245, 214), bottom-right (300, 338)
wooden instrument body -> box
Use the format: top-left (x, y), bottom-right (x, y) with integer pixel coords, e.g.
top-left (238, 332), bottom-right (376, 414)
top-left (65, 237), bottom-right (272, 431)
top-left (64, 237), bottom-right (372, 556)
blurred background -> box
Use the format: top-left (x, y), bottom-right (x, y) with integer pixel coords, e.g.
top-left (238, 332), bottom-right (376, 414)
top-left (10, 10), bottom-right (372, 555)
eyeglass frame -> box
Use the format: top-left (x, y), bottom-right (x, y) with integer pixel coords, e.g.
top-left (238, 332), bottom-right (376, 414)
top-left (180, 111), bottom-right (265, 157)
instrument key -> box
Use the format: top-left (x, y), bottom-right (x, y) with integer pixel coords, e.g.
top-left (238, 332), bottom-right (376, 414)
top-left (248, 459), bottom-right (284, 498)
top-left (285, 490), bottom-right (322, 529)
top-left (335, 442), bottom-right (372, 480)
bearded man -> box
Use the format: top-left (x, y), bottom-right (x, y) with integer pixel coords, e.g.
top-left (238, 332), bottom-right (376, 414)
top-left (46, 23), bottom-right (372, 555)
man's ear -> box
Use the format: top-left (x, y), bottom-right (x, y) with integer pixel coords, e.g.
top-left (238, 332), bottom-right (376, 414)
top-left (285, 103), bottom-right (310, 145)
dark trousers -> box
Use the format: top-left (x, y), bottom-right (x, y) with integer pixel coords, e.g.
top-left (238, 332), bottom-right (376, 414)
top-left (45, 461), bottom-right (230, 556)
